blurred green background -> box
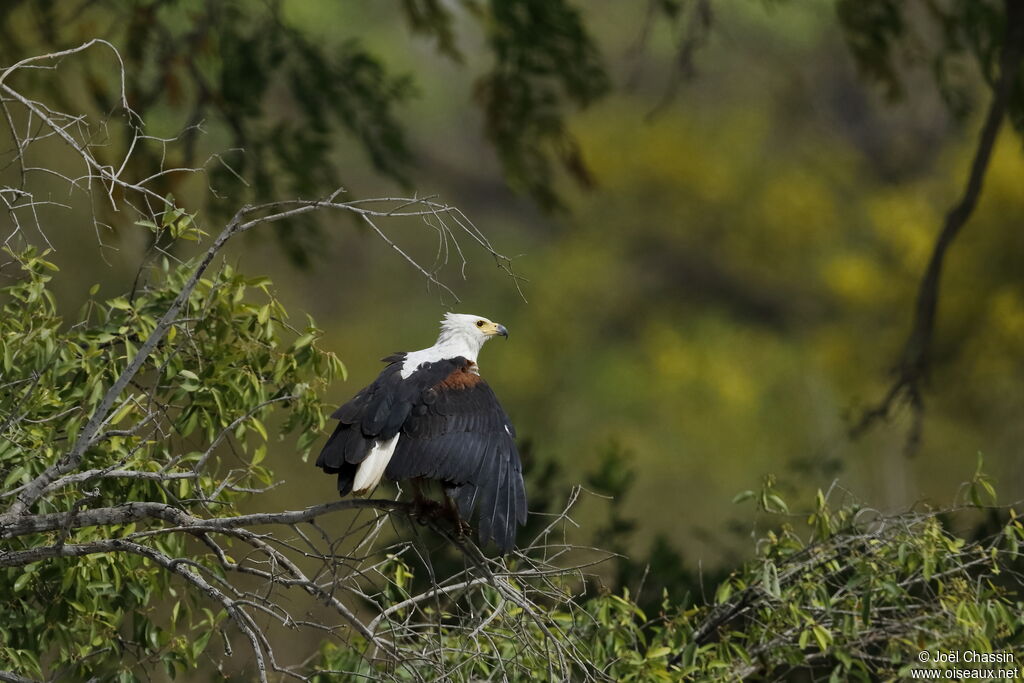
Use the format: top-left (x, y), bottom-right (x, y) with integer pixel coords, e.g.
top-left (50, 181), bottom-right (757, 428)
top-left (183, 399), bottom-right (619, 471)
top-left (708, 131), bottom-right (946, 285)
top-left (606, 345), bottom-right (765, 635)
top-left (4, 0), bottom-right (1024, 579)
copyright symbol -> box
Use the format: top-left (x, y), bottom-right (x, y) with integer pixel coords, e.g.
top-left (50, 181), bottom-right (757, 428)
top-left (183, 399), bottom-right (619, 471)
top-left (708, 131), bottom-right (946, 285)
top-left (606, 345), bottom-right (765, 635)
top-left (918, 651), bottom-right (929, 662)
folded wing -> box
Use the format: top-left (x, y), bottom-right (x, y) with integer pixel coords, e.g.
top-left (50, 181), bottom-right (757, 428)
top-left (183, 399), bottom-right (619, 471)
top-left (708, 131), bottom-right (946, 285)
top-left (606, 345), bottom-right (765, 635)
top-left (316, 355), bottom-right (527, 552)
top-left (386, 359), bottom-right (527, 553)
top-left (315, 355), bottom-right (459, 494)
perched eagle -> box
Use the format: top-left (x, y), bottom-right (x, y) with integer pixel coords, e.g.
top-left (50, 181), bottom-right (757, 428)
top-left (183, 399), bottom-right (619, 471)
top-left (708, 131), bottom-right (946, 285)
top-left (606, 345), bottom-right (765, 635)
top-left (316, 313), bottom-right (527, 553)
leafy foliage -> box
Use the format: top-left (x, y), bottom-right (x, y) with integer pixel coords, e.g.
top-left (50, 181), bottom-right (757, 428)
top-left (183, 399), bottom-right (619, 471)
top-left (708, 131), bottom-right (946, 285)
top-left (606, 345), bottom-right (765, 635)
top-left (0, 242), bottom-right (342, 680)
top-left (315, 484), bottom-right (1024, 681)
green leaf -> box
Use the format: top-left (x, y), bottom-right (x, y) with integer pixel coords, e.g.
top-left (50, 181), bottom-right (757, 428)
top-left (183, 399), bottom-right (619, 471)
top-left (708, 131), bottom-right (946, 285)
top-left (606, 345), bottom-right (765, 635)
top-left (108, 297), bottom-right (132, 311)
top-left (13, 572), bottom-right (33, 593)
top-left (798, 628), bottom-right (810, 649)
top-left (293, 333), bottom-right (316, 349)
top-left (812, 624), bottom-right (831, 651)
top-left (250, 417), bottom-right (268, 442)
top-left (732, 490), bottom-right (755, 504)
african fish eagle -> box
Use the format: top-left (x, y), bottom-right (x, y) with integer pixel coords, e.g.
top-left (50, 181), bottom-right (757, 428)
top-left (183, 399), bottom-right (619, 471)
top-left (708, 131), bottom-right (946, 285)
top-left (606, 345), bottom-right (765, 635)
top-left (316, 313), bottom-right (527, 553)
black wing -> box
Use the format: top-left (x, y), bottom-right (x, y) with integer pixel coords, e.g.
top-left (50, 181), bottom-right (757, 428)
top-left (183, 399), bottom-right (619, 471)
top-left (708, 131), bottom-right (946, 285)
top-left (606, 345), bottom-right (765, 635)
top-left (386, 362), bottom-right (527, 553)
top-left (315, 354), bottom-right (463, 495)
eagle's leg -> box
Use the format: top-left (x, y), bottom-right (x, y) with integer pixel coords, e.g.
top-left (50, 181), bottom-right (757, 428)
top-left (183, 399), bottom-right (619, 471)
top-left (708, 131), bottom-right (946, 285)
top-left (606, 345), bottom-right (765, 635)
top-left (442, 488), bottom-right (471, 538)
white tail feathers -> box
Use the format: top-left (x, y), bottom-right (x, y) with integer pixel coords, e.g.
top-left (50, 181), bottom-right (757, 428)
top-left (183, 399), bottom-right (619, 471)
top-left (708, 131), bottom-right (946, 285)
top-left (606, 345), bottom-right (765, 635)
top-left (352, 435), bottom-right (400, 496)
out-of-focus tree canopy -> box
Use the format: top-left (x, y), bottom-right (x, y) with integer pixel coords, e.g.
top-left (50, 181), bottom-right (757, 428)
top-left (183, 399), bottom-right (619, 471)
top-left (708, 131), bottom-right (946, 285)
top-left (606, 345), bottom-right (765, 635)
top-left (0, 0), bottom-right (607, 262)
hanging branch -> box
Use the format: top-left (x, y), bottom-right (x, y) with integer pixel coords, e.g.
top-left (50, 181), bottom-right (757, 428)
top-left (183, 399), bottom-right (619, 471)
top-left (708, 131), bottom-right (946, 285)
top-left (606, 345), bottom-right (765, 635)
top-left (851, 0), bottom-right (1024, 454)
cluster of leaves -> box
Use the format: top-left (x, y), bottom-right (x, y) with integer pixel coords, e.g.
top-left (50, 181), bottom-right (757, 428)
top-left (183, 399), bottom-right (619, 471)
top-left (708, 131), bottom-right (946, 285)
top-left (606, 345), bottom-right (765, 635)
top-left (693, 483), bottom-right (1024, 680)
top-left (314, 483), bottom-right (1024, 681)
top-left (474, 0), bottom-right (610, 209)
top-left (0, 243), bottom-right (343, 680)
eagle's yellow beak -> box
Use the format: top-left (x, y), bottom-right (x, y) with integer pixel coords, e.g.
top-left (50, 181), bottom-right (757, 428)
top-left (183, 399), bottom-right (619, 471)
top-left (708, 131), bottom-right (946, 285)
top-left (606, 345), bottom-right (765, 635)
top-left (483, 321), bottom-right (509, 339)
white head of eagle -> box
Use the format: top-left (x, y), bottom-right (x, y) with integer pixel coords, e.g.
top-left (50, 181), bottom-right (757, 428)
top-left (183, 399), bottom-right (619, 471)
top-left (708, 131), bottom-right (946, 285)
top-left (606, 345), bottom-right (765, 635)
top-left (315, 313), bottom-right (525, 553)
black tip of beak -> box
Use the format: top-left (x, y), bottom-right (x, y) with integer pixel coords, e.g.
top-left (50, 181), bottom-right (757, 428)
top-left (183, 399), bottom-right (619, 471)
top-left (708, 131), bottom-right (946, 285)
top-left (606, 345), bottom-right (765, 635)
top-left (497, 324), bottom-right (509, 339)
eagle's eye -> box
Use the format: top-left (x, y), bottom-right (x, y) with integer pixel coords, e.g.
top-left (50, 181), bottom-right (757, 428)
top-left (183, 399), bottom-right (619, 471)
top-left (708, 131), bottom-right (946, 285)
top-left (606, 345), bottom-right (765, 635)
top-left (476, 320), bottom-right (485, 328)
